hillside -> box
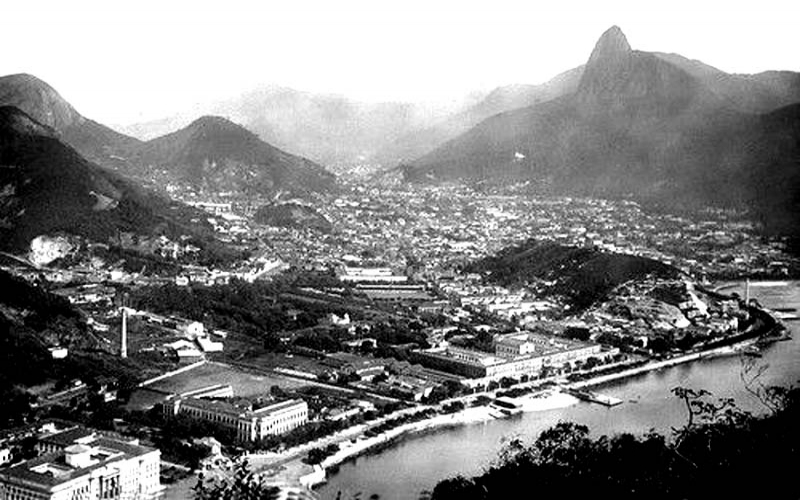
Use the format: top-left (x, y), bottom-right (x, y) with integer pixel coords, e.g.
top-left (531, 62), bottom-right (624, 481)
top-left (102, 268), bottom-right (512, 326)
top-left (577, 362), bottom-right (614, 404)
top-left (253, 202), bottom-right (332, 232)
top-left (0, 106), bottom-right (220, 253)
top-left (0, 73), bottom-right (140, 168)
top-left (466, 240), bottom-right (680, 309)
top-left (653, 52), bottom-right (800, 113)
top-left (0, 269), bottom-right (160, 426)
top-left (376, 66), bottom-right (585, 164)
top-left (0, 270), bottom-right (87, 387)
top-left (135, 115), bottom-right (336, 196)
top-left (405, 26), bottom-right (800, 240)
top-left (122, 87), bottom-right (470, 166)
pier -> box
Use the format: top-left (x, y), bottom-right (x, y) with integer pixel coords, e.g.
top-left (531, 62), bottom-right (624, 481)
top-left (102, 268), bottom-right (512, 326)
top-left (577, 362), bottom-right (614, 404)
top-left (565, 388), bottom-right (623, 407)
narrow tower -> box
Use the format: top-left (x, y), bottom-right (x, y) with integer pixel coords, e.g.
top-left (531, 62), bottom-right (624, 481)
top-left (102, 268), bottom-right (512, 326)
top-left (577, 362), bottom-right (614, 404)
top-left (120, 306), bottom-right (128, 358)
top-left (745, 278), bottom-right (750, 305)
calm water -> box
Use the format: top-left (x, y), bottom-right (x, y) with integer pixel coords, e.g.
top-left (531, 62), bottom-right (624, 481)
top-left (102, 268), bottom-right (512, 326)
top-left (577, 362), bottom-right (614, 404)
top-left (318, 281), bottom-right (800, 499)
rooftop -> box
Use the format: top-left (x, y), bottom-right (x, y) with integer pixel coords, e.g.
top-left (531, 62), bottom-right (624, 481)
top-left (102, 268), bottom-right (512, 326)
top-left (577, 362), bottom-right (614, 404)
top-left (1, 435), bottom-right (155, 489)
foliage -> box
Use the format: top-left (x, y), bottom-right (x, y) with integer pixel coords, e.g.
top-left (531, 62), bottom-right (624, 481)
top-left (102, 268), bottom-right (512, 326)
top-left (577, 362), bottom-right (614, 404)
top-left (431, 385), bottom-right (800, 499)
top-left (193, 459), bottom-right (280, 500)
top-left (130, 279), bottom-right (359, 349)
top-left (304, 443), bottom-right (340, 465)
top-left (466, 240), bottom-right (678, 310)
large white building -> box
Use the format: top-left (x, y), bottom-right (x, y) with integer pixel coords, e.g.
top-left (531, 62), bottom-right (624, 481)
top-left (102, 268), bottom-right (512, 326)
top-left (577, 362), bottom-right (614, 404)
top-left (0, 429), bottom-right (163, 500)
top-left (161, 396), bottom-right (308, 442)
top-left (339, 267), bottom-right (407, 283)
top-left (413, 332), bottom-right (612, 382)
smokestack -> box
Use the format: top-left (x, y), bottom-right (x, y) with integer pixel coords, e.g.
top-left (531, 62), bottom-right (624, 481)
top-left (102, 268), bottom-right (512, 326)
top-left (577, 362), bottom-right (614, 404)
top-left (745, 278), bottom-right (750, 305)
top-left (121, 306), bottom-right (128, 359)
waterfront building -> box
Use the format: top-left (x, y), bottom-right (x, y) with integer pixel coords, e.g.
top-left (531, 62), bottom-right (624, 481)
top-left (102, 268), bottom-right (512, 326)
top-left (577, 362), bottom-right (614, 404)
top-left (161, 395), bottom-right (308, 442)
top-left (0, 429), bottom-right (163, 500)
top-left (412, 333), bottom-right (608, 382)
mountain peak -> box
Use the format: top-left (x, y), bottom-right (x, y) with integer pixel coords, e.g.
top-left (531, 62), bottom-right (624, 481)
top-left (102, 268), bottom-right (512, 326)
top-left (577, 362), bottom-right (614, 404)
top-left (0, 73), bottom-right (82, 130)
top-left (587, 26), bottom-right (632, 64)
top-left (185, 115), bottom-right (252, 135)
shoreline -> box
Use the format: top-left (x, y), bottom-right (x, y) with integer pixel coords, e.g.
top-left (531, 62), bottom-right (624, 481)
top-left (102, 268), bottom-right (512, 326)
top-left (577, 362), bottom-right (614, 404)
top-left (164, 281), bottom-right (787, 495)
top-left (311, 390), bottom-right (578, 488)
top-left (162, 320), bottom-right (778, 499)
top-left (310, 306), bottom-right (780, 489)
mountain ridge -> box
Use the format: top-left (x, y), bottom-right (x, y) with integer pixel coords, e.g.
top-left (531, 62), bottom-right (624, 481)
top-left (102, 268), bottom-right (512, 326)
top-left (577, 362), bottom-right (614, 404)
top-left (135, 114), bottom-right (336, 196)
top-left (0, 106), bottom-right (220, 252)
top-left (0, 73), bottom-right (141, 167)
top-left (404, 26), bottom-right (800, 239)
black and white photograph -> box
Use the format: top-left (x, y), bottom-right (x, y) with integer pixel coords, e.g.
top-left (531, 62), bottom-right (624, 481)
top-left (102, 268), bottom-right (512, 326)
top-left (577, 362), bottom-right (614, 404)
top-left (0, 1), bottom-right (799, 498)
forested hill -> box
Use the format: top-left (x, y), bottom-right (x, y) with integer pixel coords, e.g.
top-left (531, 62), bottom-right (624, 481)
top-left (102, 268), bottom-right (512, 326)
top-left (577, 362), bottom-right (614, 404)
top-left (466, 240), bottom-right (680, 309)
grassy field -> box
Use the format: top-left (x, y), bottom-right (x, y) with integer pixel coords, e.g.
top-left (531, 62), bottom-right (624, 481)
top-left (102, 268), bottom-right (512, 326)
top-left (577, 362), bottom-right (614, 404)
top-left (148, 361), bottom-right (310, 397)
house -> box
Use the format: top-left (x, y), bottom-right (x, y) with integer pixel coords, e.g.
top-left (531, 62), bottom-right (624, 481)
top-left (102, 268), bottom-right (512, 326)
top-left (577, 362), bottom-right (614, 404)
top-left (164, 339), bottom-right (205, 363)
top-left (196, 336), bottom-right (224, 353)
top-left (49, 347), bottom-right (68, 359)
top-left (180, 321), bottom-right (205, 337)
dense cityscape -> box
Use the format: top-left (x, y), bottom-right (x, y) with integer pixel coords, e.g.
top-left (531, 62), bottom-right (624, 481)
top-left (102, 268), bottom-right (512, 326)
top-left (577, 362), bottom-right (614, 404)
top-left (1, 5), bottom-right (800, 500)
top-left (1, 174), bottom-right (797, 499)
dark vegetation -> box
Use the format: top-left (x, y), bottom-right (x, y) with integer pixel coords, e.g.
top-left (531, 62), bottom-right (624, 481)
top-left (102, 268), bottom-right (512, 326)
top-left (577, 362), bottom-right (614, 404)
top-left (0, 270), bottom-right (147, 427)
top-left (406, 27), bottom-right (800, 245)
top-left (129, 278), bottom-right (357, 343)
top-left (135, 116), bottom-right (336, 196)
top-left (431, 385), bottom-right (800, 499)
top-left (193, 459), bottom-right (281, 500)
top-left (467, 240), bottom-right (679, 309)
top-left (0, 106), bottom-right (230, 262)
top-left (253, 202), bottom-right (333, 232)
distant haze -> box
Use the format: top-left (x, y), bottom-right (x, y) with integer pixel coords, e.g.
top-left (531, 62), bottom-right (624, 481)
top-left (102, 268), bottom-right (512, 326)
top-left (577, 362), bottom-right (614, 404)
top-left (2, 0), bottom-right (798, 125)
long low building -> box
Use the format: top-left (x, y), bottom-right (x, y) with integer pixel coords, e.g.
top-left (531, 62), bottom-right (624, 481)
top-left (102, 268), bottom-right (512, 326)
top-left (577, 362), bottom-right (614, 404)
top-left (412, 332), bottom-right (610, 382)
top-left (161, 396), bottom-right (308, 442)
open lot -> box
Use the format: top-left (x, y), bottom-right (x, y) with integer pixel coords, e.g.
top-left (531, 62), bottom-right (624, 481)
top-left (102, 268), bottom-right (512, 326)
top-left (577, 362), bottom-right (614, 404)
top-left (148, 361), bottom-right (311, 397)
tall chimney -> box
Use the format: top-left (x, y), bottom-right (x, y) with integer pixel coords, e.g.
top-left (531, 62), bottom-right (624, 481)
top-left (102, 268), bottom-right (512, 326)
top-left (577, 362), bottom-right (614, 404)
top-left (121, 306), bottom-right (128, 359)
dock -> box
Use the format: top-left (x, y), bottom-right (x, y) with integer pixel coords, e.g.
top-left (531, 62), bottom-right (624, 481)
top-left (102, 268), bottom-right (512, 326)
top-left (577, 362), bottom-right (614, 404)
top-left (565, 388), bottom-right (623, 407)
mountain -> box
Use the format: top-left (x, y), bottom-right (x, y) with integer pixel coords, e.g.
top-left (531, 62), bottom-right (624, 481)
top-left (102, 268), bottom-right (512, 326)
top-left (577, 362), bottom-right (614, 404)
top-left (121, 87), bottom-right (477, 167)
top-left (405, 26), bottom-right (800, 238)
top-left (134, 115), bottom-right (336, 195)
top-left (0, 106), bottom-right (216, 252)
top-left (376, 66), bottom-right (585, 164)
top-left (0, 74), bottom-right (141, 167)
top-left (653, 53), bottom-right (800, 113)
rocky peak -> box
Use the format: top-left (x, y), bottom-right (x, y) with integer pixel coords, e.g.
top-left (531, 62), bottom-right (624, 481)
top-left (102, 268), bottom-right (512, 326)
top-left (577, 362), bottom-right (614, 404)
top-left (0, 73), bottom-right (83, 131)
top-left (587, 25), bottom-right (632, 65)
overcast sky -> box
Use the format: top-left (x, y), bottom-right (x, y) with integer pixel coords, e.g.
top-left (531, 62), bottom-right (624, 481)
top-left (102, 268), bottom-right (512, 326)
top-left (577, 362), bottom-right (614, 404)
top-left (2, 0), bottom-right (798, 125)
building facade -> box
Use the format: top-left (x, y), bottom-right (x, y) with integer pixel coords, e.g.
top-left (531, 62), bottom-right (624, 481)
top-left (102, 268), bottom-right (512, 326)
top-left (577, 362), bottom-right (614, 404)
top-left (412, 333), bottom-right (608, 382)
top-left (161, 397), bottom-right (308, 442)
top-left (0, 430), bottom-right (162, 500)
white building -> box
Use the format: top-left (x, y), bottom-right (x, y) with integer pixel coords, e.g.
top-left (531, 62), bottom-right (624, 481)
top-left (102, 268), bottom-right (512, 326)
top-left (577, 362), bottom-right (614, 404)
top-left (0, 431), bottom-right (163, 500)
top-left (162, 397), bottom-right (308, 442)
top-left (339, 267), bottom-right (407, 283)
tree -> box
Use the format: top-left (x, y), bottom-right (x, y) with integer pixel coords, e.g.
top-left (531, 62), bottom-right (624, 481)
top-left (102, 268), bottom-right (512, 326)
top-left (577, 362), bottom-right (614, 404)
top-left (193, 459), bottom-right (280, 500)
top-left (563, 326), bottom-right (591, 341)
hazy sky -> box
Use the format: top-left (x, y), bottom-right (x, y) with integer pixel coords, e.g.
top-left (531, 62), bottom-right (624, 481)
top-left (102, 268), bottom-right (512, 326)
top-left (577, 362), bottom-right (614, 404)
top-left (2, 0), bottom-right (798, 125)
